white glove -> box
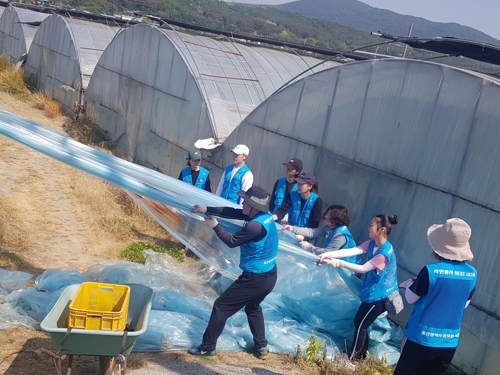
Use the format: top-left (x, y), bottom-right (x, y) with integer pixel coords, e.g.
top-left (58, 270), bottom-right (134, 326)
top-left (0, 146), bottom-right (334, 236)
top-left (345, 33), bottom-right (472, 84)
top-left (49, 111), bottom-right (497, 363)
top-left (192, 204), bottom-right (207, 214)
top-left (327, 259), bottom-right (345, 268)
top-left (295, 234), bottom-right (305, 242)
top-left (398, 278), bottom-right (416, 290)
top-left (205, 216), bottom-right (219, 229)
top-left (299, 241), bottom-right (313, 251)
top-left (281, 225), bottom-right (294, 231)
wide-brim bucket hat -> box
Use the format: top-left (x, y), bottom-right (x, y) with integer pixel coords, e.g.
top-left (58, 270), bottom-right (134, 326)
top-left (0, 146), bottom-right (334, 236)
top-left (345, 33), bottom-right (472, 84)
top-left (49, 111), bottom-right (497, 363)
top-left (237, 186), bottom-right (269, 212)
top-left (427, 218), bottom-right (473, 261)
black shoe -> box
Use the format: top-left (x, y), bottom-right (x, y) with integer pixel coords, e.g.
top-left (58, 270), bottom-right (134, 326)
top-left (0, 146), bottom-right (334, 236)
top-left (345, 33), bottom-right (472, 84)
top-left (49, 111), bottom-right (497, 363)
top-left (254, 347), bottom-right (269, 360)
top-left (188, 346), bottom-right (217, 360)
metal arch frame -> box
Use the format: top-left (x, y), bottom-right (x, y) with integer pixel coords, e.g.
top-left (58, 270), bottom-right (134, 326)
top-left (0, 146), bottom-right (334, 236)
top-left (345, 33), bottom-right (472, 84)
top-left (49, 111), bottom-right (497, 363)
top-left (220, 32), bottom-right (267, 104)
top-left (271, 40), bottom-right (398, 96)
top-left (157, 21), bottom-right (237, 142)
top-left (182, 32), bottom-right (249, 130)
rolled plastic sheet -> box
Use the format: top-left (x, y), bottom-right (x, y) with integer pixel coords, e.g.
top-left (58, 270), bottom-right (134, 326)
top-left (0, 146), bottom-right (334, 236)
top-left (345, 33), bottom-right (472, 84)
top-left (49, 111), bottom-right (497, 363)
top-left (0, 111), bottom-right (401, 363)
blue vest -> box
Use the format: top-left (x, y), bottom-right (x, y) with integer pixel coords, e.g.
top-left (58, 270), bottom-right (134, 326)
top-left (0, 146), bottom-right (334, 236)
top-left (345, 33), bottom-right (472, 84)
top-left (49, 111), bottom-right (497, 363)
top-left (221, 164), bottom-right (250, 204)
top-left (272, 178), bottom-right (297, 214)
top-left (359, 240), bottom-right (398, 303)
top-left (181, 167), bottom-right (209, 189)
top-left (326, 226), bottom-right (360, 264)
top-left (239, 212), bottom-right (279, 273)
top-left (405, 261), bottom-right (477, 348)
top-left (288, 191), bottom-right (318, 228)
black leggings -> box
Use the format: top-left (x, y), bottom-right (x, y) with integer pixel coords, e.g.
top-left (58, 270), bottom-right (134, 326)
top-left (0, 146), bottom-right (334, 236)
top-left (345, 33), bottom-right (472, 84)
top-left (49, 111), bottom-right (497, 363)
top-left (393, 337), bottom-right (456, 375)
top-left (349, 300), bottom-right (386, 360)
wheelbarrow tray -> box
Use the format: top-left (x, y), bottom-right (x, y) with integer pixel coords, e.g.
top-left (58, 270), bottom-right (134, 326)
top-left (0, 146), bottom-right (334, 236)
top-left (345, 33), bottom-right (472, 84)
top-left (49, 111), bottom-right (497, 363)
top-left (41, 283), bottom-right (153, 357)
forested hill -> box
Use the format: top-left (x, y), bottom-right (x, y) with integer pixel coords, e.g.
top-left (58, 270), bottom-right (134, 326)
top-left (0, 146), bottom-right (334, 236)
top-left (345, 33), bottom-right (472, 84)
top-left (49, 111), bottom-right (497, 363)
top-left (64, 0), bottom-right (385, 53)
top-left (276, 0), bottom-right (500, 46)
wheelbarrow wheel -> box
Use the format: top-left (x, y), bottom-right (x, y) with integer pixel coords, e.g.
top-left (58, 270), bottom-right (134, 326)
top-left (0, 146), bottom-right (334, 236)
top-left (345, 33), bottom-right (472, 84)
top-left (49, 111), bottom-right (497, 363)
top-left (99, 356), bottom-right (125, 375)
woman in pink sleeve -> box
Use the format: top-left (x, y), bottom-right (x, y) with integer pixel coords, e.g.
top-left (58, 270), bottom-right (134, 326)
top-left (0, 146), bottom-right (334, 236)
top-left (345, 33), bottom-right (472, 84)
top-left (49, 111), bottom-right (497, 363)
top-left (318, 214), bottom-right (400, 360)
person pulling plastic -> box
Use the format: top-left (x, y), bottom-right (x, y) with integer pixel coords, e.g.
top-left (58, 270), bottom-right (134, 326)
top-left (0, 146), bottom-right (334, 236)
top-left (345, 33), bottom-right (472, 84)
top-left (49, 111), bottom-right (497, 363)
top-left (282, 205), bottom-right (360, 264)
top-left (178, 149), bottom-right (211, 192)
top-left (318, 214), bottom-right (399, 360)
top-left (393, 218), bottom-right (477, 375)
top-left (188, 186), bottom-right (278, 360)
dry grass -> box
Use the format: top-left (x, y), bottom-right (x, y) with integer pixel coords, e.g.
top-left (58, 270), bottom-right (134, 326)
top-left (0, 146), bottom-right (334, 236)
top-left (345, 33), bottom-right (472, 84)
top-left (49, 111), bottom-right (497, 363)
top-left (0, 55), bottom-right (61, 116)
top-left (63, 116), bottom-right (108, 146)
top-left (30, 91), bottom-right (61, 118)
top-left (62, 172), bottom-right (178, 260)
top-left (0, 55), bottom-right (30, 101)
top-left (0, 217), bottom-right (9, 247)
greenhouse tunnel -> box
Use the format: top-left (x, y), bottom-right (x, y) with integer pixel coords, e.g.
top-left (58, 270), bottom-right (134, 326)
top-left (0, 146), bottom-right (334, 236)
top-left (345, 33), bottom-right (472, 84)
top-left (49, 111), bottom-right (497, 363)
top-left (220, 58), bottom-right (500, 375)
top-left (25, 14), bottom-right (119, 113)
top-left (84, 23), bottom-right (339, 177)
top-left (0, 6), bottom-right (48, 64)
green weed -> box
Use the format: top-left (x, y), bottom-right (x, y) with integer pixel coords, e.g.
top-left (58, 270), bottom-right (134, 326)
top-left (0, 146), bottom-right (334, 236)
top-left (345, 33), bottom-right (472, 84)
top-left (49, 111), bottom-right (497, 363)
top-left (119, 241), bottom-right (184, 264)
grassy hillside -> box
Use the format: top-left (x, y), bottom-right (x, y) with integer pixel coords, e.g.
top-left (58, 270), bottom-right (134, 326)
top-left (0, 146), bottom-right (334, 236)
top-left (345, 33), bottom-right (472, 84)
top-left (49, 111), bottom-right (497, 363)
top-left (64, 0), bottom-right (384, 52)
top-left (276, 0), bottom-right (500, 46)
top-left (64, 0), bottom-right (499, 70)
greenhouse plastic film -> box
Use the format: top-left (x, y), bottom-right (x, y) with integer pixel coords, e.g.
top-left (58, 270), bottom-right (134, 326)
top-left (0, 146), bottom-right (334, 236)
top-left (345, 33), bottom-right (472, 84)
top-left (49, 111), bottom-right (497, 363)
top-left (0, 111), bottom-right (401, 363)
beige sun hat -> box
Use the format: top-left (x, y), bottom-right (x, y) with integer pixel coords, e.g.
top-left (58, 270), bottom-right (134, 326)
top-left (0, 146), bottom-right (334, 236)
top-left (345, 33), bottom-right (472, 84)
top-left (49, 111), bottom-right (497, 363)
top-left (427, 218), bottom-right (473, 261)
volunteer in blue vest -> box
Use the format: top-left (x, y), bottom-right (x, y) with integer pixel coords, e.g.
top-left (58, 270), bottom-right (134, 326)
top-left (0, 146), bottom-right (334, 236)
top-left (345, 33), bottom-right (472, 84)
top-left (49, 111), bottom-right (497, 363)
top-left (318, 214), bottom-right (399, 360)
top-left (269, 158), bottom-right (303, 218)
top-left (393, 218), bottom-right (477, 375)
top-left (274, 172), bottom-right (322, 228)
top-left (215, 144), bottom-right (253, 204)
top-left (189, 186), bottom-right (278, 360)
top-left (282, 205), bottom-right (360, 263)
top-left (178, 149), bottom-right (212, 192)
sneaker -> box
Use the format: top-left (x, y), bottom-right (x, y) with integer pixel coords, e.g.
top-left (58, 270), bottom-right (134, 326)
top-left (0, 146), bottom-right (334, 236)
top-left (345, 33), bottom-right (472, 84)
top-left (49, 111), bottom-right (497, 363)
top-left (188, 346), bottom-right (217, 360)
top-left (254, 347), bottom-right (269, 360)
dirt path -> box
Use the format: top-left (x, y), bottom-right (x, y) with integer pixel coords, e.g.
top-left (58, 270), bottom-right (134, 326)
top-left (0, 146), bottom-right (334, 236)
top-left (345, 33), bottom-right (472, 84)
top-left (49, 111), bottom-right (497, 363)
top-left (0, 93), bottom-right (312, 375)
top-left (0, 95), bottom-right (99, 271)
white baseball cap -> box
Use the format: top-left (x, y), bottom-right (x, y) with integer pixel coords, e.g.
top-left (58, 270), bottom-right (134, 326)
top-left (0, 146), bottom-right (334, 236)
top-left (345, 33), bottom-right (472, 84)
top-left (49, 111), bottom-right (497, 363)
top-left (231, 144), bottom-right (249, 156)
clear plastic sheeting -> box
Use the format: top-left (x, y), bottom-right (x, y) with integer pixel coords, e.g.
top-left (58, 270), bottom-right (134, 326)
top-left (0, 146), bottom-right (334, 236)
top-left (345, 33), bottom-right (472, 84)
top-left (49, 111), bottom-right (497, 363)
top-left (222, 59), bottom-right (500, 374)
top-left (0, 267), bottom-right (32, 293)
top-left (0, 268), bottom-right (38, 330)
top-left (0, 6), bottom-right (48, 63)
top-left (85, 23), bottom-right (340, 175)
top-left (33, 269), bottom-right (90, 292)
top-left (24, 14), bottom-right (119, 112)
top-left (0, 111), bottom-right (401, 363)
top-left (0, 268), bottom-right (90, 328)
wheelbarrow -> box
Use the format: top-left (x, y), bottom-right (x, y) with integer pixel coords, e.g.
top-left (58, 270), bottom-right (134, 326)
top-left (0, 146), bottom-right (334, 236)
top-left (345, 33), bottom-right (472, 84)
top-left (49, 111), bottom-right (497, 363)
top-left (40, 283), bottom-right (153, 375)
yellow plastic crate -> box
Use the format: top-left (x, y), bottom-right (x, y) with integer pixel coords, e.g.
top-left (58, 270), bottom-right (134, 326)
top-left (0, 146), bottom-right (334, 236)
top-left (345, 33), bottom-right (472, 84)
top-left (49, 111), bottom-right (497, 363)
top-left (68, 282), bottom-right (130, 331)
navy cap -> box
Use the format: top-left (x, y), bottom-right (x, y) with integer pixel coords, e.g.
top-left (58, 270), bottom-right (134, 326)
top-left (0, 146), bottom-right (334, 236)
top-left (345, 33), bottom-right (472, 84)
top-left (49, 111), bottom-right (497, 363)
top-left (295, 172), bottom-right (316, 185)
top-left (284, 158), bottom-right (303, 174)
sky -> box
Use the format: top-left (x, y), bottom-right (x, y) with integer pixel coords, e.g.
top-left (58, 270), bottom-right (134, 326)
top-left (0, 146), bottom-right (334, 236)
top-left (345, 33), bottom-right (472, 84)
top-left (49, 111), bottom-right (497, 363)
top-left (226, 0), bottom-right (500, 40)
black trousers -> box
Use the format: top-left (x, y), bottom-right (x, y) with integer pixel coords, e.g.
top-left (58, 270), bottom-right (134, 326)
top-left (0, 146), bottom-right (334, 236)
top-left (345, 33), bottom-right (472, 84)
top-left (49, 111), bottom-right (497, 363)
top-left (393, 337), bottom-right (456, 375)
top-left (201, 266), bottom-right (277, 352)
top-left (348, 300), bottom-right (386, 360)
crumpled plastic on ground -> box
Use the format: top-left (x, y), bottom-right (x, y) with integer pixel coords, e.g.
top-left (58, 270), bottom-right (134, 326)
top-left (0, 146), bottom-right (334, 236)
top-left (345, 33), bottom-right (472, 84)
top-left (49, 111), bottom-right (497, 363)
top-left (0, 269), bottom-right (91, 326)
top-left (0, 251), bottom-right (401, 363)
top-left (33, 269), bottom-right (90, 292)
top-left (0, 268), bottom-right (32, 292)
top-left (0, 268), bottom-right (38, 329)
